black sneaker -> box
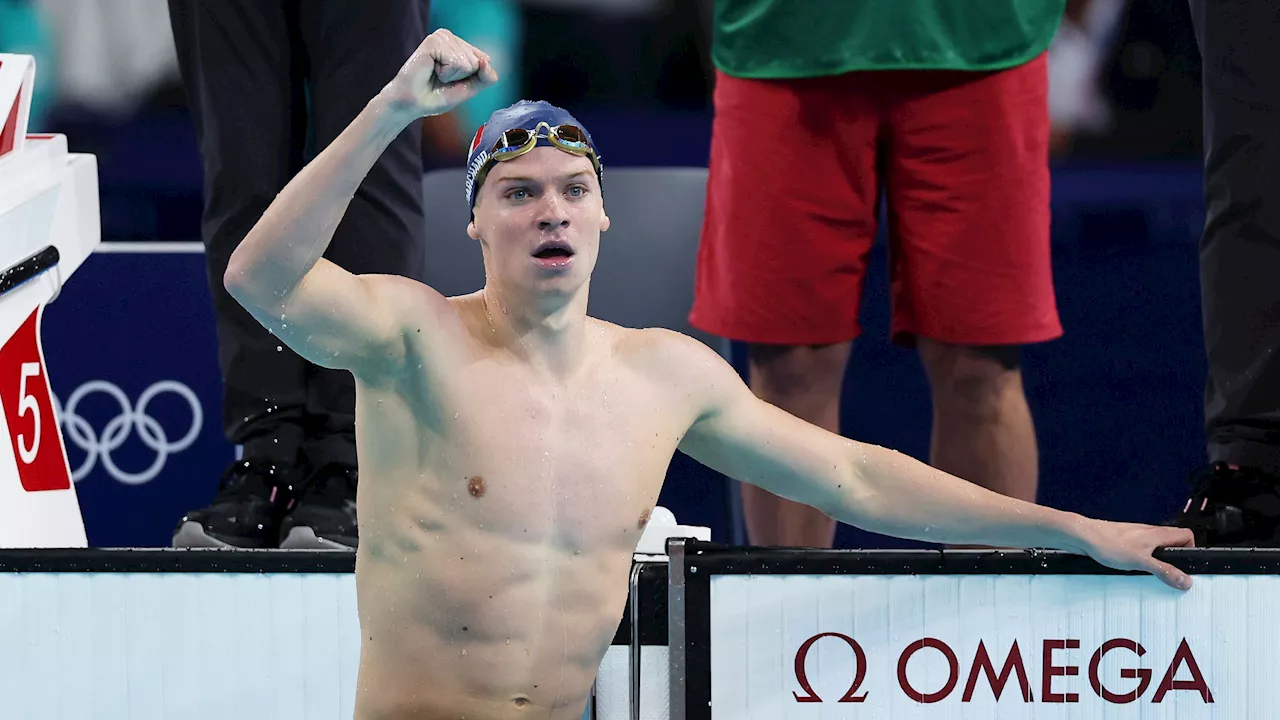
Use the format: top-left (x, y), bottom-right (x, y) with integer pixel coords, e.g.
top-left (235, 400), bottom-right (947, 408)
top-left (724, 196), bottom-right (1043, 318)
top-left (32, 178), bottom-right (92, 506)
top-left (278, 463), bottom-right (358, 550)
top-left (1169, 461), bottom-right (1280, 547)
top-left (172, 458), bottom-right (301, 548)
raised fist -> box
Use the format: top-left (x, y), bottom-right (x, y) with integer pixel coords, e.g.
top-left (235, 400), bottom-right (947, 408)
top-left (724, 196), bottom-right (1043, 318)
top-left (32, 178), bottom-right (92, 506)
top-left (384, 29), bottom-right (499, 118)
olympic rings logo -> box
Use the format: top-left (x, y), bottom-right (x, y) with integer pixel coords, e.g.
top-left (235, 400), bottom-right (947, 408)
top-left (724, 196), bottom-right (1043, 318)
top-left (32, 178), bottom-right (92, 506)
top-left (54, 380), bottom-right (203, 485)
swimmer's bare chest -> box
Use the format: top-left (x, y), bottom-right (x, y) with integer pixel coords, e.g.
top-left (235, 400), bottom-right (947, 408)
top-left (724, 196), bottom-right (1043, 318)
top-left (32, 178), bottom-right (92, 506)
top-left (360, 326), bottom-right (685, 546)
top-left (348, 310), bottom-right (694, 719)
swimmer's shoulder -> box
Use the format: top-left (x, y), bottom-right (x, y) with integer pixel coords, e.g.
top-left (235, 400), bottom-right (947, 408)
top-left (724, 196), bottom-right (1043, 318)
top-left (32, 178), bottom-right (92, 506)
top-left (599, 323), bottom-right (733, 388)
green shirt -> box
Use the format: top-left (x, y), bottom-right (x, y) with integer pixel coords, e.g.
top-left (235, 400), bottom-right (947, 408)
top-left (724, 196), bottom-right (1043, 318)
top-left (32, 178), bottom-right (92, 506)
top-left (713, 0), bottom-right (1067, 78)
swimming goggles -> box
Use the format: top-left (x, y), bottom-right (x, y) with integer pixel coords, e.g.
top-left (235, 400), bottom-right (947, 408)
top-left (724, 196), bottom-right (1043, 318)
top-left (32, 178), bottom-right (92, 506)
top-left (475, 122), bottom-right (602, 187)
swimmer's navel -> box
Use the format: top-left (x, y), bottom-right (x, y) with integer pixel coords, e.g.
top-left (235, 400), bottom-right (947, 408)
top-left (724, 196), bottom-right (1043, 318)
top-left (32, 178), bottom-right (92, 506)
top-left (467, 476), bottom-right (486, 498)
top-left (512, 697), bottom-right (530, 709)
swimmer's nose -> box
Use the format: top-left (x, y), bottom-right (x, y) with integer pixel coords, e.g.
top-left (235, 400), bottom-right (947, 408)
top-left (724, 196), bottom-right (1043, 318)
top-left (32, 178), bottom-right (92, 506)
top-left (536, 194), bottom-right (570, 231)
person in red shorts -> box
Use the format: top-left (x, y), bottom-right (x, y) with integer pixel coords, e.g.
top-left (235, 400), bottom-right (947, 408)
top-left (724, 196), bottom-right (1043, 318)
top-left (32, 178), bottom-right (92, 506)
top-left (691, 0), bottom-right (1068, 548)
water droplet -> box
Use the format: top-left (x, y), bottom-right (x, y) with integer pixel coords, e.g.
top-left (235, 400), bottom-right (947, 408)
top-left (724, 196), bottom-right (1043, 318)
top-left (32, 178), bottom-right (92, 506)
top-left (453, 412), bottom-right (459, 419)
top-left (276, 345), bottom-right (283, 352)
top-left (461, 649), bottom-right (468, 656)
top-left (506, 638), bottom-right (511, 645)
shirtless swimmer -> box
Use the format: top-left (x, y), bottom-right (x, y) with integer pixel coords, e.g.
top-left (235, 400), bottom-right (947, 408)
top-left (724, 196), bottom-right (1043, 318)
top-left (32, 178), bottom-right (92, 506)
top-left (223, 29), bottom-right (1196, 720)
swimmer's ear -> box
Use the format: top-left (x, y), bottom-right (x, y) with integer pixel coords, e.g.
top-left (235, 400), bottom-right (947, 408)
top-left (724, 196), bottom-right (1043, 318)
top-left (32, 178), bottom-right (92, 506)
top-left (467, 218), bottom-right (481, 241)
top-left (600, 207), bottom-right (610, 232)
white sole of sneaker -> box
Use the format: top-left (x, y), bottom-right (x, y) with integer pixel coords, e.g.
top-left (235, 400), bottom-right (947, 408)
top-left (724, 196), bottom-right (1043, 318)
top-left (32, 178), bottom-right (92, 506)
top-left (278, 526), bottom-right (353, 551)
top-left (171, 522), bottom-right (236, 549)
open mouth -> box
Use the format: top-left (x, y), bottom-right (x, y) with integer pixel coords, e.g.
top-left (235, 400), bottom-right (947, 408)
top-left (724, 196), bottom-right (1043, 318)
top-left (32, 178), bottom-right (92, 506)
top-left (532, 241), bottom-right (575, 265)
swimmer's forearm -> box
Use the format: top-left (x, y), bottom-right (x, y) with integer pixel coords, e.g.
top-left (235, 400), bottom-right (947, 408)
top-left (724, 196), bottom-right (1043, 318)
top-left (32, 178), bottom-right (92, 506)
top-left (839, 442), bottom-right (1090, 552)
top-left (225, 90), bottom-right (419, 303)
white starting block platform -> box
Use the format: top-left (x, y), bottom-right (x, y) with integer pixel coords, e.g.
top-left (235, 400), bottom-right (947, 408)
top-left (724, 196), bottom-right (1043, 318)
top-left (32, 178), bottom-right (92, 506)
top-left (0, 53), bottom-right (100, 548)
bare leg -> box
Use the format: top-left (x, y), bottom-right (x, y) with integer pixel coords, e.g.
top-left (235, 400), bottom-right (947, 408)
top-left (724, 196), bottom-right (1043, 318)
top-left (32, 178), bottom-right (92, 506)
top-left (918, 339), bottom-right (1039, 505)
top-left (741, 342), bottom-right (852, 547)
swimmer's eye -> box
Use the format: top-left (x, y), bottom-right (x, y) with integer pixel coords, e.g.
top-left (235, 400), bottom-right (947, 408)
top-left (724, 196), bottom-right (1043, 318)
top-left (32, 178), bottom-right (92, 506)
top-left (566, 184), bottom-right (588, 198)
top-left (505, 188), bottom-right (530, 201)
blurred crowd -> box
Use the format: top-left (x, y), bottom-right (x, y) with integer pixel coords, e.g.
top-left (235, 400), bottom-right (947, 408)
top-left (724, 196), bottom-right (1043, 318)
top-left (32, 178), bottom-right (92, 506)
top-left (2, 0), bottom-right (1203, 161)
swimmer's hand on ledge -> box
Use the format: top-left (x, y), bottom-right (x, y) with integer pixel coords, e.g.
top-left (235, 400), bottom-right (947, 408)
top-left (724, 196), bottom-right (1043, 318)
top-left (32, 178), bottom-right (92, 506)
top-left (838, 445), bottom-right (1199, 591)
top-left (841, 443), bottom-right (1199, 592)
top-left (1071, 519), bottom-right (1196, 591)
top-left (830, 445), bottom-right (1197, 591)
top-left (383, 28), bottom-right (499, 119)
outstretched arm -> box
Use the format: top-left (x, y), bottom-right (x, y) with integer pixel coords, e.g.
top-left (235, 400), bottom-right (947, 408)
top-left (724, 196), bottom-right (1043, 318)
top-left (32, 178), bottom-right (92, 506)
top-left (663, 333), bottom-right (1195, 590)
top-left (223, 29), bottom-right (497, 376)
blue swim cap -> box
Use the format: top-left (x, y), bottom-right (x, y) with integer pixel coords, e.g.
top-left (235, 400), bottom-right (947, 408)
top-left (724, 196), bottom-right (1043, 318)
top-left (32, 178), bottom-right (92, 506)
top-left (465, 100), bottom-right (602, 210)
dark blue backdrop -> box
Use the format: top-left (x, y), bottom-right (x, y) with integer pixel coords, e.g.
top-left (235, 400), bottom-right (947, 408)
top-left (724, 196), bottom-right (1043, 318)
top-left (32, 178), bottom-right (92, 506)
top-left (43, 249), bottom-right (231, 548)
top-left (40, 108), bottom-right (1211, 548)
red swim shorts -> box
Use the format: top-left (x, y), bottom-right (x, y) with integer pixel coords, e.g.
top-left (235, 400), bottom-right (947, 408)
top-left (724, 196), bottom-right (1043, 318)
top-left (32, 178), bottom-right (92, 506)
top-left (689, 53), bottom-right (1061, 347)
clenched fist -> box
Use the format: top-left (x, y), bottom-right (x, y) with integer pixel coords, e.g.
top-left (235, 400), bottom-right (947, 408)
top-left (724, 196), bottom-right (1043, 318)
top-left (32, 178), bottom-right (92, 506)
top-left (383, 29), bottom-right (499, 119)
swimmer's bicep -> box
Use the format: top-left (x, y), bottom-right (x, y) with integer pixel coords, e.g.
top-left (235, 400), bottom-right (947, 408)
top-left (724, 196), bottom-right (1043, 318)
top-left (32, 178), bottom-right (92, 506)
top-left (675, 348), bottom-right (857, 512)
top-left (681, 398), bottom-right (856, 511)
top-left (258, 260), bottom-right (433, 374)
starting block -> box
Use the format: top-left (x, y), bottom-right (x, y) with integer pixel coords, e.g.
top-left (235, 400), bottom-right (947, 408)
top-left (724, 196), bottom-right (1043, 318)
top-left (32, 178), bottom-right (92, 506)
top-left (0, 53), bottom-right (100, 548)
